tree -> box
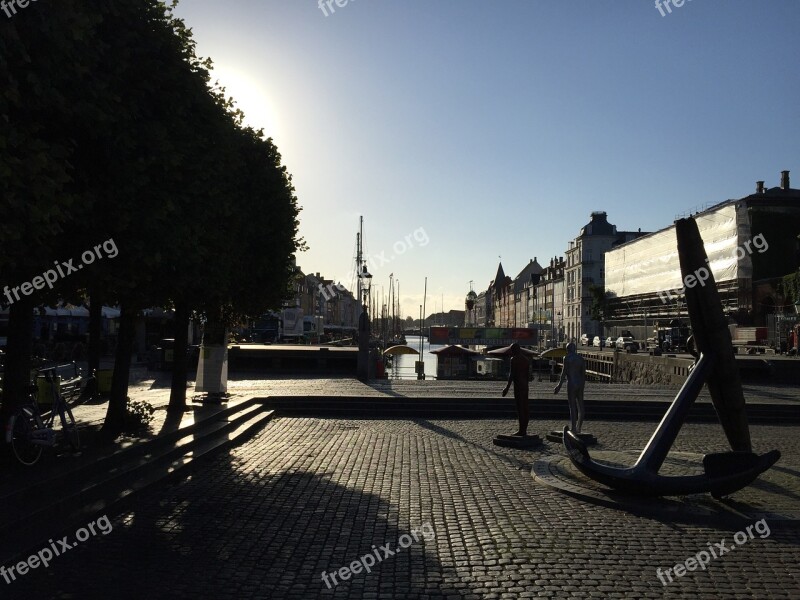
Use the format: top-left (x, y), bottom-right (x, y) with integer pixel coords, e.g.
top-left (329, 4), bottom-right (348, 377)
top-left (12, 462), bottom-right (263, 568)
top-left (0, 1), bottom-right (102, 422)
top-left (588, 285), bottom-right (613, 344)
top-left (1, 0), bottom-right (305, 436)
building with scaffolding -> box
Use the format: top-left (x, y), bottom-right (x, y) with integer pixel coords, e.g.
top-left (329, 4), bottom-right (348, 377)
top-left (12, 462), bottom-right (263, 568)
top-left (604, 171), bottom-right (800, 342)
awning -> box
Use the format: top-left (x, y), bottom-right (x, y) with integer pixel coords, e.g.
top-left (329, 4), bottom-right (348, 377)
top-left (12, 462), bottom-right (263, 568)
top-left (486, 344), bottom-right (539, 357)
top-left (384, 345), bottom-right (420, 356)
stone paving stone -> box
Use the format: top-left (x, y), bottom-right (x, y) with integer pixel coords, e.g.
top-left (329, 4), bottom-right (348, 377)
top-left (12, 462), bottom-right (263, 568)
top-left (4, 417), bottom-right (800, 599)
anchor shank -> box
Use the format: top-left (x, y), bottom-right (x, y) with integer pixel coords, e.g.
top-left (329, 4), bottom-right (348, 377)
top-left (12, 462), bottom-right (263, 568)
top-left (676, 218), bottom-right (752, 452)
top-left (635, 353), bottom-right (713, 472)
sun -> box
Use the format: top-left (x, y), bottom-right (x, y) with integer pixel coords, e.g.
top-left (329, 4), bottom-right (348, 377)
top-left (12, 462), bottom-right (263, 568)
top-left (210, 65), bottom-right (280, 138)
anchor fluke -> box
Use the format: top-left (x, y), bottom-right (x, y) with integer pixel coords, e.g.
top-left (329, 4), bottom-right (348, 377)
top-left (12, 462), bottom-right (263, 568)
top-left (563, 427), bottom-right (781, 498)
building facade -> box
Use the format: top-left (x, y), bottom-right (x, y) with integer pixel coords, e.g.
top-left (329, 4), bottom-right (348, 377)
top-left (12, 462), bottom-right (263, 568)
top-left (530, 256), bottom-right (566, 346)
top-left (604, 171), bottom-right (800, 339)
top-left (287, 268), bottom-right (359, 334)
top-left (512, 258), bottom-right (544, 327)
top-left (564, 212), bottom-right (647, 343)
top-left (491, 263), bottom-right (515, 328)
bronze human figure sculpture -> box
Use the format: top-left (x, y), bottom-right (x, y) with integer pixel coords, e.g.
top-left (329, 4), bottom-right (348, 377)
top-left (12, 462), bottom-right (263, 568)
top-left (501, 343), bottom-right (530, 436)
top-left (553, 342), bottom-right (586, 433)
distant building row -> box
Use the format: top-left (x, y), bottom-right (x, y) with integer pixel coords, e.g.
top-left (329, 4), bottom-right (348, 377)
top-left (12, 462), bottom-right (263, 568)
top-left (464, 211), bottom-right (646, 345)
top-left (465, 170), bottom-right (800, 344)
top-left (276, 267), bottom-right (360, 339)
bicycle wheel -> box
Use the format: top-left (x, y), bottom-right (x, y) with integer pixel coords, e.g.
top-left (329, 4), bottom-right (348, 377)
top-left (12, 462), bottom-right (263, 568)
top-left (60, 405), bottom-right (81, 452)
top-left (10, 407), bottom-right (44, 466)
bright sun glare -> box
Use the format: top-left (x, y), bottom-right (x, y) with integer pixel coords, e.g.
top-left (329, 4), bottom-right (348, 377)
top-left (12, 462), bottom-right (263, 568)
top-left (211, 65), bottom-right (280, 138)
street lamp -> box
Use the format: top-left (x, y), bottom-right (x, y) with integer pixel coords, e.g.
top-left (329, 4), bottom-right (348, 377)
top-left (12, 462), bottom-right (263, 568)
top-left (359, 263), bottom-right (372, 314)
top-left (557, 311), bottom-right (562, 343)
top-left (357, 263), bottom-right (373, 381)
top-left (538, 307), bottom-right (544, 349)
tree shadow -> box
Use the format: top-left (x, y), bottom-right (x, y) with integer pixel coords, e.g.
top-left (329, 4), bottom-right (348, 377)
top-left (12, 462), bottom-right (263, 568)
top-left (6, 444), bottom-right (468, 599)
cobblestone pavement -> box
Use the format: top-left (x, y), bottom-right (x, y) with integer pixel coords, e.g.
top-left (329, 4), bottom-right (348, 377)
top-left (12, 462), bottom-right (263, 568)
top-left (67, 372), bottom-right (797, 439)
top-left (5, 417), bottom-right (800, 599)
top-left (140, 371), bottom-right (800, 402)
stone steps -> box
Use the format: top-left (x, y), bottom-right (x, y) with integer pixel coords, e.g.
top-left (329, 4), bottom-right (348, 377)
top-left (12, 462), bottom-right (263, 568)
top-left (0, 398), bottom-right (274, 566)
top-left (257, 395), bottom-right (799, 423)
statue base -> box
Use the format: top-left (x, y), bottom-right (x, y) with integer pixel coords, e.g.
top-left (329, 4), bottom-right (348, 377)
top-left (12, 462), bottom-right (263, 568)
top-left (547, 430), bottom-right (597, 445)
top-left (493, 434), bottom-right (542, 449)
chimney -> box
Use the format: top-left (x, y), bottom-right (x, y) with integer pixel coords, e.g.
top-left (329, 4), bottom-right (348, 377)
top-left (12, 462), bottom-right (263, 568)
top-left (756, 181), bottom-right (765, 194)
top-left (781, 170), bottom-right (790, 190)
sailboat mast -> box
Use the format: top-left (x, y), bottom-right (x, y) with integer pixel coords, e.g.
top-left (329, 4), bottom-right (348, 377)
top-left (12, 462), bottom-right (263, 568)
top-left (390, 274), bottom-right (395, 339)
top-left (422, 277), bottom-right (427, 340)
top-left (356, 216), bottom-right (363, 315)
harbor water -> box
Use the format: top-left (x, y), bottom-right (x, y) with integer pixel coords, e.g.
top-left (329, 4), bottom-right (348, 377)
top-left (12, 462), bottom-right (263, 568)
top-left (386, 335), bottom-right (445, 379)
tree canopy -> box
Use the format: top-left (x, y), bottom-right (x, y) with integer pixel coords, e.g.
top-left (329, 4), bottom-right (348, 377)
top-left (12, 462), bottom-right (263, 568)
top-left (0, 0), bottom-right (304, 431)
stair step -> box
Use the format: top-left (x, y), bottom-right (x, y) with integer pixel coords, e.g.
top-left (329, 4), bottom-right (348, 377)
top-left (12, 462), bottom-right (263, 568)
top-left (0, 400), bottom-right (264, 523)
top-left (0, 403), bottom-right (273, 566)
top-left (256, 396), bottom-right (799, 423)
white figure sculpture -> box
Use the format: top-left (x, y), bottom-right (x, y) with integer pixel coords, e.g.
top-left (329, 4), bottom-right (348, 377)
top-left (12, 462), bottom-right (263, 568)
top-left (553, 342), bottom-right (586, 433)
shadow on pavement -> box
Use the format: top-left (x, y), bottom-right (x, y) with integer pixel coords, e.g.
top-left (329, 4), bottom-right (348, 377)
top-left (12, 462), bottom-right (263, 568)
top-left (4, 443), bottom-right (468, 599)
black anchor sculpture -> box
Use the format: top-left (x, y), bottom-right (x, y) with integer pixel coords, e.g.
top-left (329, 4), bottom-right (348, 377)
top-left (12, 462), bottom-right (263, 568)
top-left (563, 217), bottom-right (780, 498)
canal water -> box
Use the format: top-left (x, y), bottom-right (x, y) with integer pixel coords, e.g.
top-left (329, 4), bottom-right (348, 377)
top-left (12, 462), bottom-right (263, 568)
top-left (386, 335), bottom-right (445, 380)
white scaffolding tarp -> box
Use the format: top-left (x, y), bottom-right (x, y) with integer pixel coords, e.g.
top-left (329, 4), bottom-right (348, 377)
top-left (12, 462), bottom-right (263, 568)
top-left (605, 204), bottom-right (749, 298)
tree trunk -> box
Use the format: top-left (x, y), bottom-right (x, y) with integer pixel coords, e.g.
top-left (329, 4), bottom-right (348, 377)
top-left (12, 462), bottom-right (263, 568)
top-left (194, 307), bottom-right (229, 397)
top-left (85, 289), bottom-right (103, 399)
top-left (168, 300), bottom-right (190, 413)
top-left (0, 298), bottom-right (34, 425)
top-left (101, 303), bottom-right (135, 438)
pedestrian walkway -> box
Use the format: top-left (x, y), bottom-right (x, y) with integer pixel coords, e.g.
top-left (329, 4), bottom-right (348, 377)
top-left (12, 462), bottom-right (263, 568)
top-left (62, 371), bottom-right (799, 440)
top-left (3, 416), bottom-right (799, 598)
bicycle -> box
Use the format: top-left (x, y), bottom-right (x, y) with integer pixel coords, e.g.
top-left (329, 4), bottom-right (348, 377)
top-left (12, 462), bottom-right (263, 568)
top-left (6, 367), bottom-right (81, 466)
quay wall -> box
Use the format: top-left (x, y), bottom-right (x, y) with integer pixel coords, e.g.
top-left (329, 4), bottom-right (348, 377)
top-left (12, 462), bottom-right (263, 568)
top-left (579, 350), bottom-right (799, 386)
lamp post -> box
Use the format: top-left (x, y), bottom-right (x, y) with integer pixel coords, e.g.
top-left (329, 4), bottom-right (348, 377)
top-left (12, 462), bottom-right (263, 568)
top-left (538, 307), bottom-right (544, 349)
top-left (359, 264), bottom-right (372, 311)
top-left (357, 263), bottom-right (372, 381)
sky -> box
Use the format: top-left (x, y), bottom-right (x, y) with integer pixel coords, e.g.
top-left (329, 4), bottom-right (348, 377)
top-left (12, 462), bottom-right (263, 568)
top-left (172, 0), bottom-right (799, 320)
